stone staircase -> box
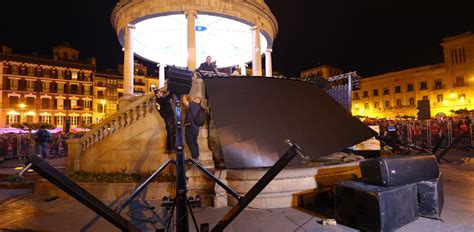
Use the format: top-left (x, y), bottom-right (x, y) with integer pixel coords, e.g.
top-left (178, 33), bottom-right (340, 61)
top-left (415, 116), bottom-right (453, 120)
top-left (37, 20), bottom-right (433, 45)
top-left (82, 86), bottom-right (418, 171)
top-left (66, 87), bottom-right (214, 173)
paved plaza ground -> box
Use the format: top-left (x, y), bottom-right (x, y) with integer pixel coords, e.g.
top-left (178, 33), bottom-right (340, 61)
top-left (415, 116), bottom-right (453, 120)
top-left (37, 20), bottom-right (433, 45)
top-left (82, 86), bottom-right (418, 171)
top-left (0, 151), bottom-right (473, 232)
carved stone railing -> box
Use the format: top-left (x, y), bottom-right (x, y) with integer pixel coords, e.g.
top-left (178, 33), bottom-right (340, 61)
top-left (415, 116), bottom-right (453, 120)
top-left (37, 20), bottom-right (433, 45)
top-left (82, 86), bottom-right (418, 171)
top-left (79, 93), bottom-right (156, 152)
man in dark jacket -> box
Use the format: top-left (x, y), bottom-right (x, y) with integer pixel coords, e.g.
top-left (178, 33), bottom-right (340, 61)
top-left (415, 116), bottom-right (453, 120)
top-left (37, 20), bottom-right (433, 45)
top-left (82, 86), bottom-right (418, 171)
top-left (156, 90), bottom-right (176, 153)
top-left (197, 56), bottom-right (218, 73)
top-left (185, 96), bottom-right (203, 159)
top-left (35, 125), bottom-right (51, 160)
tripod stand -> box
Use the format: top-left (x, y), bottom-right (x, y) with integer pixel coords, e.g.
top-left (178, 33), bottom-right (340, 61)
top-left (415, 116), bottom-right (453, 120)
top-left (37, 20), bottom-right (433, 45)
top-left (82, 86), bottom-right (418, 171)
top-left (115, 93), bottom-right (241, 232)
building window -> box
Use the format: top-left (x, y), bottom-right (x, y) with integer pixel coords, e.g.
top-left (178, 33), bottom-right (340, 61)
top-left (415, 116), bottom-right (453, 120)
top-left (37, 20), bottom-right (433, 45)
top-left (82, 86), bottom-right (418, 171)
top-left (396, 99), bottom-right (402, 107)
top-left (9, 79), bottom-right (18, 90)
top-left (455, 76), bottom-right (465, 87)
top-left (423, 96), bottom-right (429, 100)
top-left (84, 100), bottom-right (92, 110)
top-left (27, 67), bottom-right (34, 76)
top-left (409, 98), bottom-right (415, 106)
top-left (373, 89), bottom-right (379, 96)
top-left (420, 81), bottom-right (428, 90)
top-left (82, 116), bottom-right (92, 125)
top-left (7, 115), bottom-right (20, 125)
top-left (57, 98), bottom-right (64, 110)
top-left (27, 80), bottom-right (34, 90)
top-left (395, 86), bottom-right (401, 93)
top-left (434, 79), bottom-right (443, 89)
top-left (118, 92), bottom-right (123, 98)
top-left (407, 84), bottom-right (414, 92)
top-left (437, 94), bottom-right (443, 102)
top-left (98, 104), bottom-right (104, 113)
top-left (26, 97), bottom-right (35, 107)
top-left (55, 116), bottom-right (64, 126)
top-left (70, 116), bottom-right (78, 126)
top-left (385, 100), bottom-right (390, 108)
top-left (353, 92), bottom-right (360, 100)
top-left (72, 72), bottom-right (78, 79)
top-left (42, 82), bottom-right (50, 92)
top-left (58, 83), bottom-right (64, 93)
top-left (363, 91), bottom-right (369, 98)
top-left (9, 96), bottom-right (19, 107)
top-left (383, 88), bottom-right (390, 95)
top-left (41, 98), bottom-right (50, 109)
top-left (364, 103), bottom-right (369, 109)
top-left (97, 91), bottom-right (104, 99)
top-left (71, 99), bottom-right (78, 109)
top-left (26, 115), bottom-right (34, 124)
top-left (11, 65), bottom-right (19, 75)
top-left (43, 68), bottom-right (50, 77)
top-left (40, 115), bottom-right (52, 124)
top-left (71, 84), bottom-right (79, 94)
top-left (374, 102), bottom-right (380, 109)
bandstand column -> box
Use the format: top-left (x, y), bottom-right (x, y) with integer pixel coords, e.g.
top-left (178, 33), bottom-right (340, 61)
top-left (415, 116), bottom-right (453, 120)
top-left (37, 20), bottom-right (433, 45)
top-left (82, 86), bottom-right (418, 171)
top-left (159, 64), bottom-right (165, 88)
top-left (240, 63), bottom-right (247, 76)
top-left (123, 24), bottom-right (135, 96)
top-left (265, 49), bottom-right (273, 77)
top-left (186, 10), bottom-right (197, 70)
top-left (251, 26), bottom-right (263, 76)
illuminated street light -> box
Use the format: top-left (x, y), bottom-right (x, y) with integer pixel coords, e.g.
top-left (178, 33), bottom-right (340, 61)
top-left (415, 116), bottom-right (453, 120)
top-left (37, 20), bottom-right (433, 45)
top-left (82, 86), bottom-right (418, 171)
top-left (18, 103), bottom-right (26, 123)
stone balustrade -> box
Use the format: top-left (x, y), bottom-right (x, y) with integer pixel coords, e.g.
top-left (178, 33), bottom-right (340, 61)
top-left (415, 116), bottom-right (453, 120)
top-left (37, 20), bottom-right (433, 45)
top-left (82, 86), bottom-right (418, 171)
top-left (79, 93), bottom-right (156, 152)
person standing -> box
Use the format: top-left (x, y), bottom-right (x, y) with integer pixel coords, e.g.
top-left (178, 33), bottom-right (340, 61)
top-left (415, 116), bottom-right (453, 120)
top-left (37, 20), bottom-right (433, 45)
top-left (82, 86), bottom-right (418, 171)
top-left (35, 125), bottom-right (51, 160)
top-left (185, 96), bottom-right (204, 160)
top-left (156, 90), bottom-right (176, 153)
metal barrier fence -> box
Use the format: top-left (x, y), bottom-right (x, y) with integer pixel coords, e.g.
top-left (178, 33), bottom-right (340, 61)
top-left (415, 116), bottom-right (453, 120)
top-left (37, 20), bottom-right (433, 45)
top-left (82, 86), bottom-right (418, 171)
top-left (0, 133), bottom-right (77, 160)
top-left (371, 118), bottom-right (472, 149)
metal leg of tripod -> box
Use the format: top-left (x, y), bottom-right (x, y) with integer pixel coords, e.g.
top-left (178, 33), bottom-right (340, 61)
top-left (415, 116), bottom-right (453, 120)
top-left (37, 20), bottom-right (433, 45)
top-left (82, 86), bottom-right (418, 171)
top-left (7, 161), bottom-right (33, 185)
top-left (188, 158), bottom-right (241, 201)
top-left (211, 143), bottom-right (301, 232)
top-left (436, 134), bottom-right (467, 163)
top-left (27, 155), bottom-right (140, 232)
top-left (116, 159), bottom-right (173, 213)
top-left (186, 197), bottom-right (200, 232)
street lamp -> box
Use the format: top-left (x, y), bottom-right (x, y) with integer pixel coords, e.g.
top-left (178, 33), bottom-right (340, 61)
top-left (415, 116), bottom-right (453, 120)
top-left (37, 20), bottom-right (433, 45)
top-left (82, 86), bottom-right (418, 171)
top-left (18, 103), bottom-right (26, 123)
top-left (101, 99), bottom-right (107, 119)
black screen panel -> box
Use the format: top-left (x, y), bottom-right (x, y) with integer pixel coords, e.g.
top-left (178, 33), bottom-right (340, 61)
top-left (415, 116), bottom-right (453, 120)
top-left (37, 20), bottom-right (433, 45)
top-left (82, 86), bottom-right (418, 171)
top-left (204, 78), bottom-right (376, 169)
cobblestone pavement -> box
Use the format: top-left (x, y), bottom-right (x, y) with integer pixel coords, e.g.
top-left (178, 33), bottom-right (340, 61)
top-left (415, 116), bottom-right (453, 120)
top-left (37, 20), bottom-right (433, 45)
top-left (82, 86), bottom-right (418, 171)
top-left (0, 152), bottom-right (472, 231)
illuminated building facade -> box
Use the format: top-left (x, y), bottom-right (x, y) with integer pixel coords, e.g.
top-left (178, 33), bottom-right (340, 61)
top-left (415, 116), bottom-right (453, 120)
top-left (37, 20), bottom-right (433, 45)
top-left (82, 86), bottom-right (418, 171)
top-left (0, 44), bottom-right (162, 128)
top-left (94, 63), bottom-right (159, 123)
top-left (0, 44), bottom-right (95, 128)
top-left (352, 32), bottom-right (474, 118)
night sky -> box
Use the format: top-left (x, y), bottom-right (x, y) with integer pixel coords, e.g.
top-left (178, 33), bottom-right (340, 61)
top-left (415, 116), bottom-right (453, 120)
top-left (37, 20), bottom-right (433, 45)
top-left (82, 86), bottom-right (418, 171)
top-left (1, 0), bottom-right (473, 77)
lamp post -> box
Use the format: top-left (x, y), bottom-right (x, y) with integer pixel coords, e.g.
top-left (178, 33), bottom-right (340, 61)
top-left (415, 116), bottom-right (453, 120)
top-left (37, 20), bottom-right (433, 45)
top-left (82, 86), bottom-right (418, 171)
top-left (101, 99), bottom-right (107, 120)
top-left (18, 103), bottom-right (26, 123)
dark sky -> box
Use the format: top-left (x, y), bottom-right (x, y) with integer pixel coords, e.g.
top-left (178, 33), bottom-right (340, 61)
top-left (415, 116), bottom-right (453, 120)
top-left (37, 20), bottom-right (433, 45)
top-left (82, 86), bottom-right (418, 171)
top-left (1, 0), bottom-right (473, 77)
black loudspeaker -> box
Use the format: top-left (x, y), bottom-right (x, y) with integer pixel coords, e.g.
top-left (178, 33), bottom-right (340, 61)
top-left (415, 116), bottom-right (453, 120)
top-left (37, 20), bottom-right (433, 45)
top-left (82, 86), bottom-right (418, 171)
top-left (360, 154), bottom-right (440, 187)
top-left (417, 174), bottom-right (444, 219)
top-left (334, 180), bottom-right (418, 231)
top-left (166, 66), bottom-right (193, 95)
top-left (417, 100), bottom-right (431, 119)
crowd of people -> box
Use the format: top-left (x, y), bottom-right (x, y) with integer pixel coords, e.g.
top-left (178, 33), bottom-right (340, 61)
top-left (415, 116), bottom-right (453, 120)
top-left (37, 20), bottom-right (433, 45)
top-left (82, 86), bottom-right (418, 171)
top-left (0, 130), bottom-right (85, 161)
top-left (363, 116), bottom-right (472, 150)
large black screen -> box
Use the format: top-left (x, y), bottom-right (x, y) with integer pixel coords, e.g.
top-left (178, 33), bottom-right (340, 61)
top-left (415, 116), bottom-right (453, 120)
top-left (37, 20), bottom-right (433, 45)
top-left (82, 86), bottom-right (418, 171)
top-left (204, 77), bottom-right (376, 169)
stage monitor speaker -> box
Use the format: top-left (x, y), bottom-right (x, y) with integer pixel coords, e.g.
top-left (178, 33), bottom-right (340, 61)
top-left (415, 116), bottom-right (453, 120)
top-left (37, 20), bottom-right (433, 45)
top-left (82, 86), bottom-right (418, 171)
top-left (417, 100), bottom-right (431, 120)
top-left (204, 78), bottom-right (377, 169)
top-left (417, 173), bottom-right (444, 219)
top-left (166, 66), bottom-right (193, 95)
top-left (360, 154), bottom-right (440, 187)
top-left (334, 180), bottom-right (418, 231)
